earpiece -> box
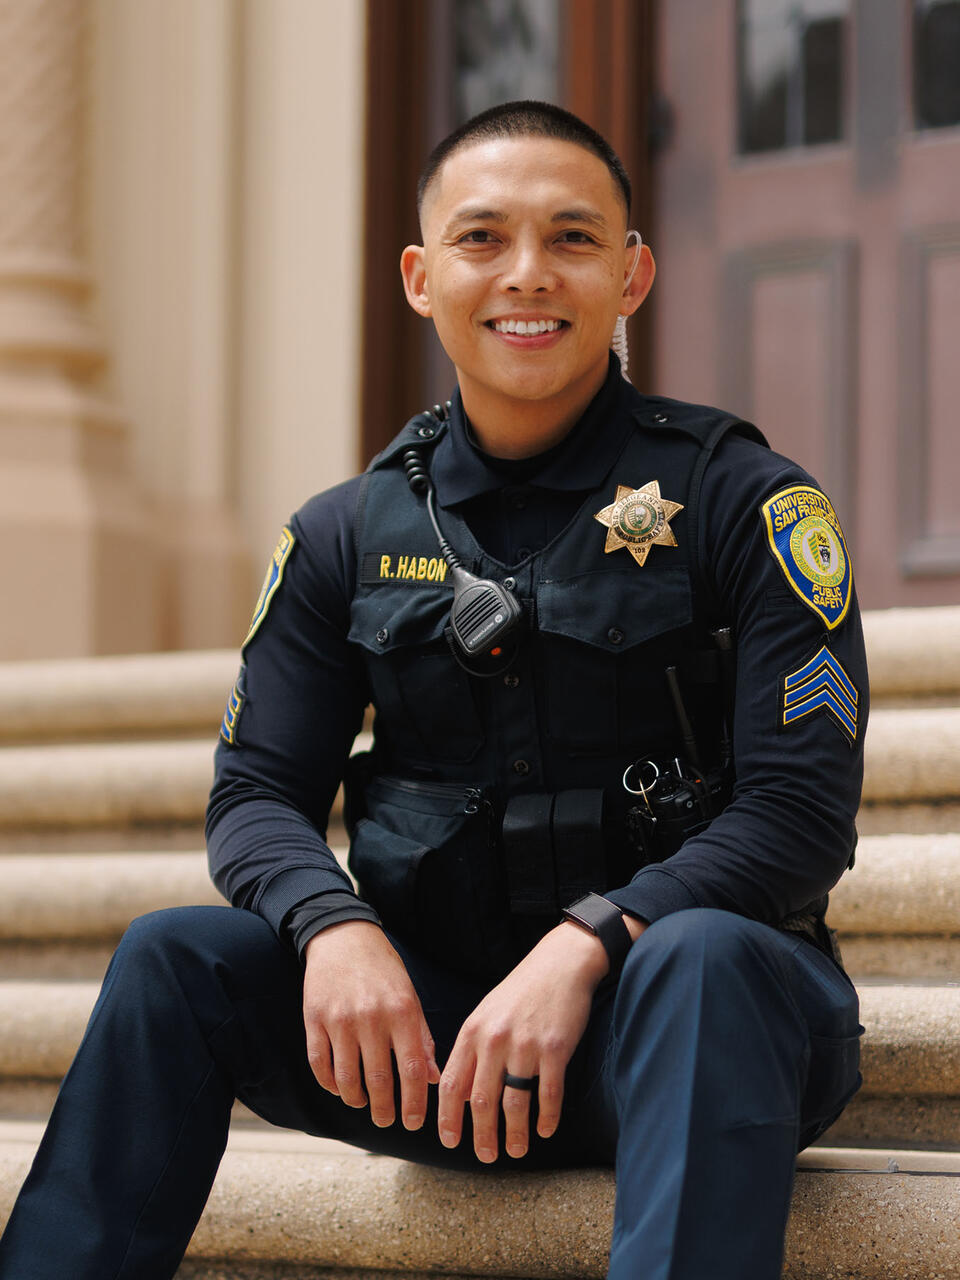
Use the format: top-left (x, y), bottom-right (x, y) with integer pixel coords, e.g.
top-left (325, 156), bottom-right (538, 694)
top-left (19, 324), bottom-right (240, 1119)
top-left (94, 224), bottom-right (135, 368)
top-left (612, 229), bottom-right (643, 381)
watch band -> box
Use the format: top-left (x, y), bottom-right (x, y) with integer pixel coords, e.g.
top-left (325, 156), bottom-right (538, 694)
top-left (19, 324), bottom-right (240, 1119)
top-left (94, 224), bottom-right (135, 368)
top-left (561, 892), bottom-right (633, 976)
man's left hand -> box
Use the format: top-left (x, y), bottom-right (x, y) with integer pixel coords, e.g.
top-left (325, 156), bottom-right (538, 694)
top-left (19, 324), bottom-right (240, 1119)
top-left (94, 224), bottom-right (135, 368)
top-left (437, 917), bottom-right (637, 1162)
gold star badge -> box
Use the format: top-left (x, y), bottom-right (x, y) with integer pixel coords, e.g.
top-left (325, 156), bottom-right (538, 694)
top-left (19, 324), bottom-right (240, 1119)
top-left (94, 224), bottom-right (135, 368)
top-left (594, 480), bottom-right (684, 568)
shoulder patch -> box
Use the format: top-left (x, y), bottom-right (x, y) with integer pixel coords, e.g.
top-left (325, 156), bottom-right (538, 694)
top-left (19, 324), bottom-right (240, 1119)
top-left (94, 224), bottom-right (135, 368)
top-left (760, 485), bottom-right (852, 630)
top-left (244, 526), bottom-right (295, 649)
top-left (781, 645), bottom-right (860, 745)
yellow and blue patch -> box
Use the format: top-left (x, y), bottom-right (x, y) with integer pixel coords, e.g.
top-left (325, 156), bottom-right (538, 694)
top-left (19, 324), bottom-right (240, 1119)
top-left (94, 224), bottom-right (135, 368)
top-left (781, 645), bottom-right (859, 744)
top-left (243, 526), bottom-right (295, 650)
top-left (761, 485), bottom-right (852, 630)
top-left (220, 670), bottom-right (246, 746)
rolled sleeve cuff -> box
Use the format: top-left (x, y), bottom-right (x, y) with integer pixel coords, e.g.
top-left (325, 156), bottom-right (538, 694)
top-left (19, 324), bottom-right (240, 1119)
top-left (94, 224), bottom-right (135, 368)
top-left (606, 866), bottom-right (700, 925)
top-left (256, 865), bottom-right (356, 935)
top-left (288, 894), bottom-right (382, 958)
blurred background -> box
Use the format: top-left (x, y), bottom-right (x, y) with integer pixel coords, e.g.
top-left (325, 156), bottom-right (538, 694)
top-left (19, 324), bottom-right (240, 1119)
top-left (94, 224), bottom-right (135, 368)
top-left (0, 0), bottom-right (957, 661)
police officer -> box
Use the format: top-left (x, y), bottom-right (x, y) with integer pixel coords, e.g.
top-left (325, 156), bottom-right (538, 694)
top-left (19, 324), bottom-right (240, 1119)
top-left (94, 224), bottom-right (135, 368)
top-left (0, 102), bottom-right (866, 1280)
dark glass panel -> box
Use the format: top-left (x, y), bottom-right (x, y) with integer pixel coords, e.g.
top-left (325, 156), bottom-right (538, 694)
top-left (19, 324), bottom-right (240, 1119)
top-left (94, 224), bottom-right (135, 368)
top-left (738, 3), bottom-right (790, 152)
top-left (738, 0), bottom-right (848, 153)
top-left (454, 0), bottom-right (560, 124)
top-left (803, 17), bottom-right (844, 144)
top-left (914, 0), bottom-right (960, 129)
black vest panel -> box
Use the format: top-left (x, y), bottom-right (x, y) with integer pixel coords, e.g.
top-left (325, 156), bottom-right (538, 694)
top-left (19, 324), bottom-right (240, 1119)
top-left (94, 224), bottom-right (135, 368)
top-left (345, 402), bottom-right (764, 977)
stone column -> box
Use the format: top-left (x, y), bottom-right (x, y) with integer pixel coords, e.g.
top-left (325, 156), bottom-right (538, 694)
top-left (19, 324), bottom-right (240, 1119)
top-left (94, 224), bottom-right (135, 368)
top-left (0, 0), bottom-right (155, 658)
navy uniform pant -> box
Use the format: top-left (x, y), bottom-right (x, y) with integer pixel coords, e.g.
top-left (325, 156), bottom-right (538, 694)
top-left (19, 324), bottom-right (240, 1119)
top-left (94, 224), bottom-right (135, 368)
top-left (0, 905), bottom-right (861, 1280)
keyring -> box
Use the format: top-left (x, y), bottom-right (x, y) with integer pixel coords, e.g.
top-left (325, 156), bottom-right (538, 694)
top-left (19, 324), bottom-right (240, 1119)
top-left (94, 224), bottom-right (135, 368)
top-left (622, 759), bottom-right (659, 812)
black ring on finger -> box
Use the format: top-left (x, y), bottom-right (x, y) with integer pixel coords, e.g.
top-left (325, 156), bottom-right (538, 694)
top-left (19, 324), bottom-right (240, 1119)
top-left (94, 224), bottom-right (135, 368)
top-left (503, 1072), bottom-right (538, 1091)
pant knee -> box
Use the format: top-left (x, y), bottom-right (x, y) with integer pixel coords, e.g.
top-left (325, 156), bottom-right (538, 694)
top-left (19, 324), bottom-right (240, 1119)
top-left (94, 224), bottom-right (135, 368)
top-left (118, 906), bottom-right (225, 970)
top-left (627, 906), bottom-right (764, 965)
top-left (612, 911), bottom-right (809, 1125)
top-left (616, 909), bottom-right (792, 1020)
top-left (115, 906), bottom-right (290, 996)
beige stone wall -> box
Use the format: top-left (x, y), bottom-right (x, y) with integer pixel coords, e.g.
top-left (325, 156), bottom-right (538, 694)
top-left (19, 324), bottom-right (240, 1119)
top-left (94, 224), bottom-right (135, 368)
top-left (233, 0), bottom-right (366, 588)
top-left (0, 0), bottom-right (157, 659)
top-left (0, 0), bottom-right (366, 660)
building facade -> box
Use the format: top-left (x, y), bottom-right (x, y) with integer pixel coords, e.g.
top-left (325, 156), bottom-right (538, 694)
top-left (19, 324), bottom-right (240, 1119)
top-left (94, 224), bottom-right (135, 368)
top-left (0, 0), bottom-right (956, 660)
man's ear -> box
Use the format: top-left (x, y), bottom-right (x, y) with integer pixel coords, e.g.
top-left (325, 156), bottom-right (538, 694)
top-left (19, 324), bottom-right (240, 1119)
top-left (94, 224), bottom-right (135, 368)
top-left (400, 245), bottom-right (432, 317)
top-left (619, 245), bottom-right (656, 318)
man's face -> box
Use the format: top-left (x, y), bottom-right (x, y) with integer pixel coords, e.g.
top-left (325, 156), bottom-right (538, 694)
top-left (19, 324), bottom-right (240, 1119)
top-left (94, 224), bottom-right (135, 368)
top-left (401, 136), bottom-right (654, 443)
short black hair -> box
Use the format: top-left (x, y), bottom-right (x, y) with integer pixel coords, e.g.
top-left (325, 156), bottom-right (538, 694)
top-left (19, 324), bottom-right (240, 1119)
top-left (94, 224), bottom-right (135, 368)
top-left (417, 100), bottom-right (631, 222)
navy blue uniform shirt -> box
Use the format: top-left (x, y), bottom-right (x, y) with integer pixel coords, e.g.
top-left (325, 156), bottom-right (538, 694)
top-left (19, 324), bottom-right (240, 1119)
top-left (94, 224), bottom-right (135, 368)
top-left (206, 358), bottom-right (868, 958)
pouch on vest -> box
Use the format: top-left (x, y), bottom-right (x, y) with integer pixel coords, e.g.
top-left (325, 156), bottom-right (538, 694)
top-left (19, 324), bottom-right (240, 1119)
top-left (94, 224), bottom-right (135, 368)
top-left (345, 771), bottom-right (513, 979)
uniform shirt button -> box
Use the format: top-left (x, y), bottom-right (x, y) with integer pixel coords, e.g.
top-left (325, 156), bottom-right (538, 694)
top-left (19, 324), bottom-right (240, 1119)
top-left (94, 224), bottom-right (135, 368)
top-left (513, 759), bottom-right (530, 775)
top-left (516, 546), bottom-right (532, 560)
top-left (417, 423), bottom-right (436, 438)
top-left (376, 628), bottom-right (389, 644)
top-left (607, 627), bottom-right (624, 645)
top-left (651, 412), bottom-right (669, 423)
top-left (502, 576), bottom-right (516, 591)
top-left (504, 673), bottom-right (520, 688)
top-left (511, 493), bottom-right (527, 510)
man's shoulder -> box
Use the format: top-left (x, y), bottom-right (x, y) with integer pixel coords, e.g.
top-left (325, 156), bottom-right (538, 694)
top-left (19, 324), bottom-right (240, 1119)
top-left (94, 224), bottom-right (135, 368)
top-left (637, 390), bottom-right (837, 530)
top-left (708, 430), bottom-right (822, 503)
top-left (624, 386), bottom-right (768, 451)
top-left (292, 474), bottom-right (367, 542)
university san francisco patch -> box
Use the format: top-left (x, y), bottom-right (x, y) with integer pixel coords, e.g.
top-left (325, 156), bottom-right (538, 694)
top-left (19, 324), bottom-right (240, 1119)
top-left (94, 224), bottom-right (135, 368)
top-left (781, 645), bottom-right (859, 745)
top-left (243, 526), bottom-right (295, 650)
top-left (760, 486), bottom-right (852, 630)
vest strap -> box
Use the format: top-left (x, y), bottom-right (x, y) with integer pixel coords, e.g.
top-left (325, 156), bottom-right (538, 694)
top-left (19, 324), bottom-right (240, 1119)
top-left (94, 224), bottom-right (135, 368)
top-left (685, 416), bottom-right (749, 619)
top-left (502, 793), bottom-right (556, 915)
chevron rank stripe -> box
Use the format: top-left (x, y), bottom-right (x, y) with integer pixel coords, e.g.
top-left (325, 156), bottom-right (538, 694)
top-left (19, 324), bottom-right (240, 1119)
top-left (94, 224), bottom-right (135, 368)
top-left (220, 678), bottom-right (245, 746)
top-left (782, 645), bottom-right (859, 743)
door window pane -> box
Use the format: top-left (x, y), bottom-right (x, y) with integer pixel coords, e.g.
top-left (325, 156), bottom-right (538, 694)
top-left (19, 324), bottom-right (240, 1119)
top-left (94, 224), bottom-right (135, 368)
top-left (738, 0), bottom-right (848, 153)
top-left (454, 0), bottom-right (560, 123)
top-left (914, 0), bottom-right (960, 129)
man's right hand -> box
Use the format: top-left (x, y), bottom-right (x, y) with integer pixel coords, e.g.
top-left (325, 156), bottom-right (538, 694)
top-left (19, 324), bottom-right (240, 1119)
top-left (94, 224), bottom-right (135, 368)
top-left (302, 920), bottom-right (440, 1130)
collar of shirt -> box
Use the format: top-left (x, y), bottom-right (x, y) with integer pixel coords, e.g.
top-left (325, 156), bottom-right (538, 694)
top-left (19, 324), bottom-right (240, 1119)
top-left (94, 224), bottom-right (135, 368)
top-left (431, 353), bottom-right (636, 509)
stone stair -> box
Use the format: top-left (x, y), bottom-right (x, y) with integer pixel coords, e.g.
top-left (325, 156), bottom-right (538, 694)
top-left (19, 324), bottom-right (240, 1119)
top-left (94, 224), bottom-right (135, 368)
top-left (0, 610), bottom-right (959, 1277)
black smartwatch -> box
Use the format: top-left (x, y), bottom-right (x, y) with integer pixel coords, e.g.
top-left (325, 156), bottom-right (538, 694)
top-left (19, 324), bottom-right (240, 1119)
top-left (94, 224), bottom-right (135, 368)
top-left (561, 892), bottom-right (634, 978)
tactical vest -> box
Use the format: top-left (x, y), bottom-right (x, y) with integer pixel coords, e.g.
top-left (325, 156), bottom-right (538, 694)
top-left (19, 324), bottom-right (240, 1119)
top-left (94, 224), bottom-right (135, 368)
top-left (345, 399), bottom-right (767, 979)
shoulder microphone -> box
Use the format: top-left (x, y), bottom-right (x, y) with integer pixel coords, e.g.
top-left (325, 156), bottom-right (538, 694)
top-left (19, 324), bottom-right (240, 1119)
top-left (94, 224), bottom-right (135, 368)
top-left (402, 411), bottom-right (524, 669)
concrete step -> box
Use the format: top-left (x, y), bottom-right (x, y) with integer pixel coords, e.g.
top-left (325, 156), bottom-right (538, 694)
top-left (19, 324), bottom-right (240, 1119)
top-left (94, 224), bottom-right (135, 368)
top-left (829, 832), bottom-right (960, 977)
top-left (857, 801), bottom-right (960, 837)
top-left (0, 708), bottom-right (953, 834)
top-left (0, 852), bottom-right (225, 941)
top-left (0, 704), bottom-right (954, 835)
top-left (0, 649), bottom-right (237, 744)
top-left (0, 739), bottom-right (215, 829)
top-left (0, 833), bottom-right (954, 974)
top-left (862, 605), bottom-right (960, 703)
top-left (0, 737), bottom-right (368, 832)
top-left (861, 706), bottom-right (960, 804)
top-left (0, 1122), bottom-right (958, 1279)
top-left (0, 607), bottom-right (953, 747)
top-left (0, 980), bottom-right (956, 1141)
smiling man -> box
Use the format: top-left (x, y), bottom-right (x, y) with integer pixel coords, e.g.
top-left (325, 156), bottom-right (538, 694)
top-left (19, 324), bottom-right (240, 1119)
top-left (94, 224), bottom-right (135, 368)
top-left (0, 102), bottom-right (867, 1280)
